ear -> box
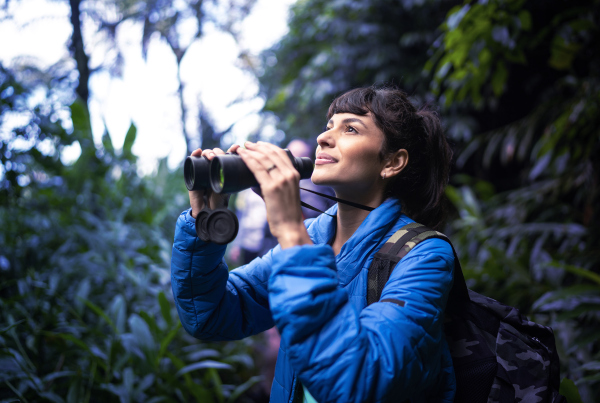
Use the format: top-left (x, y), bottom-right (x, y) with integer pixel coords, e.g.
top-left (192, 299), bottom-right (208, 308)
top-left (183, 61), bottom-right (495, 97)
top-left (381, 149), bottom-right (408, 179)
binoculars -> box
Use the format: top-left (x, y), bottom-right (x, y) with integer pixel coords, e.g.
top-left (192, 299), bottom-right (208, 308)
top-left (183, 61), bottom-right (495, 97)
top-left (183, 149), bottom-right (314, 244)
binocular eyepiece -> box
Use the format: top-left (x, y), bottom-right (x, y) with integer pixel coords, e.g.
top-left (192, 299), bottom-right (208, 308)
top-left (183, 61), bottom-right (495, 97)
top-left (183, 148), bottom-right (314, 244)
top-left (184, 149), bottom-right (314, 194)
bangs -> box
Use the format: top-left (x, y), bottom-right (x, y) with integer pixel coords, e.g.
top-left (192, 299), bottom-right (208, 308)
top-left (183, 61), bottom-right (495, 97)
top-left (326, 87), bottom-right (375, 119)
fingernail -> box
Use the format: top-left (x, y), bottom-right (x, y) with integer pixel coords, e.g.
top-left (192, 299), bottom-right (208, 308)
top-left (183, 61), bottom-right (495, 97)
top-left (209, 152), bottom-right (215, 157)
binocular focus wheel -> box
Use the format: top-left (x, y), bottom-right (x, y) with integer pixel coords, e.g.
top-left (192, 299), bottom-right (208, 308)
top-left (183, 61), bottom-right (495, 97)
top-left (195, 208), bottom-right (212, 242)
top-left (206, 209), bottom-right (239, 245)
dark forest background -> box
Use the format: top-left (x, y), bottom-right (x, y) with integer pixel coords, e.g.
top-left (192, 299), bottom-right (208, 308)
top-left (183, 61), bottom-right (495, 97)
top-left (1, 0), bottom-right (599, 402)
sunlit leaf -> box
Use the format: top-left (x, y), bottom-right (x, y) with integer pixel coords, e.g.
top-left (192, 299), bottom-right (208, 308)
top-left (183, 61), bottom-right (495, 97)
top-left (532, 285), bottom-right (600, 311)
top-left (128, 314), bottom-right (155, 350)
top-left (109, 294), bottom-right (126, 334)
top-left (122, 123), bottom-right (137, 160)
top-left (518, 10), bottom-right (532, 30)
top-left (176, 360), bottom-right (234, 377)
top-left (580, 361), bottom-right (600, 371)
top-left (549, 34), bottom-right (582, 71)
top-left (559, 378), bottom-right (583, 403)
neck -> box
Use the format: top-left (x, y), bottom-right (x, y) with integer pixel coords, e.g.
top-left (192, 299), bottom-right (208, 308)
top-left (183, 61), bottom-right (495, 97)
top-left (331, 189), bottom-right (385, 255)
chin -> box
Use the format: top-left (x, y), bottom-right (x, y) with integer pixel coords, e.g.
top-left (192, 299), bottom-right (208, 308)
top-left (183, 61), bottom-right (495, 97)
top-left (310, 172), bottom-right (331, 186)
top-left (311, 174), bottom-right (345, 190)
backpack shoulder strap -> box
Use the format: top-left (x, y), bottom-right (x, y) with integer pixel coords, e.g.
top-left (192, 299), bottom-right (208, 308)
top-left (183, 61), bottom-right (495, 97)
top-left (367, 223), bottom-right (469, 307)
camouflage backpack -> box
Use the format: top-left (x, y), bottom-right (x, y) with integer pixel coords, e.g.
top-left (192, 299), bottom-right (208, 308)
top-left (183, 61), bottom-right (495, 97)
top-left (366, 223), bottom-right (566, 403)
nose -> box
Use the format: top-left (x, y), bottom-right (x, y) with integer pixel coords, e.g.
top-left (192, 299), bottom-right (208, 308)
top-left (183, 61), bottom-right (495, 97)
top-left (316, 128), bottom-right (334, 150)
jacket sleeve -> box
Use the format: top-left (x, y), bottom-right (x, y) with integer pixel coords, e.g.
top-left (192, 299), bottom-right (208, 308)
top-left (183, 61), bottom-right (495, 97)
top-left (268, 238), bottom-right (454, 403)
top-left (171, 209), bottom-right (275, 341)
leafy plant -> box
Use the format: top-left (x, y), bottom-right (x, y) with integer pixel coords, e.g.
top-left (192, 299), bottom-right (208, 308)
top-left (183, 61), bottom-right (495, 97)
top-left (0, 64), bottom-right (264, 403)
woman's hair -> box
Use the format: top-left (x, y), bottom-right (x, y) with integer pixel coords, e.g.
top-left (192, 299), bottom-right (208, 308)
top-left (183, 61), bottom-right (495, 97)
top-left (327, 86), bottom-right (453, 230)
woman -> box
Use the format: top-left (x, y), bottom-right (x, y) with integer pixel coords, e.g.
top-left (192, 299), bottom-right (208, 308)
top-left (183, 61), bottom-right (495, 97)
top-left (171, 86), bottom-right (456, 402)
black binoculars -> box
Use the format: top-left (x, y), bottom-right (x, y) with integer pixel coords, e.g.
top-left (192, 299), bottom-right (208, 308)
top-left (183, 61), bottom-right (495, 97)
top-left (183, 149), bottom-right (314, 244)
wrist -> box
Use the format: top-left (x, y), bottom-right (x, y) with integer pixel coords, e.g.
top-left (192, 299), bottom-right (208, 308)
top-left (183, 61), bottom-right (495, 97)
top-left (277, 224), bottom-right (312, 249)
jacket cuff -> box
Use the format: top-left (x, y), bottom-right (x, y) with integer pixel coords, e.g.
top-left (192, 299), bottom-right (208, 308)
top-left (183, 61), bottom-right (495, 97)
top-left (268, 244), bottom-right (347, 344)
top-left (173, 208), bottom-right (227, 254)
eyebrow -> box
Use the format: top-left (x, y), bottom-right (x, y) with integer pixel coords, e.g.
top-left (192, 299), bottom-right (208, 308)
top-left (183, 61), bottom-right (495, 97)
top-left (327, 117), bottom-right (368, 130)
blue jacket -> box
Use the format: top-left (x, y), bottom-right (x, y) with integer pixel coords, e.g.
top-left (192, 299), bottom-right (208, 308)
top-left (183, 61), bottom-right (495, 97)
top-left (171, 198), bottom-right (456, 403)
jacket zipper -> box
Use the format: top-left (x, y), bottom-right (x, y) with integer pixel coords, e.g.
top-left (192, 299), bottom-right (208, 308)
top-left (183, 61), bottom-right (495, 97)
top-left (289, 375), bottom-right (304, 403)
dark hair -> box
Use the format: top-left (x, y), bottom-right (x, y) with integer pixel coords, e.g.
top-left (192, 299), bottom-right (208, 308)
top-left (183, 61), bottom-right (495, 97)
top-left (327, 86), bottom-right (453, 230)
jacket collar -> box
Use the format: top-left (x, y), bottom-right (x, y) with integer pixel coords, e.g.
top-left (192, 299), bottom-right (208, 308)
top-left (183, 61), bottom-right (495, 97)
top-left (306, 198), bottom-right (404, 286)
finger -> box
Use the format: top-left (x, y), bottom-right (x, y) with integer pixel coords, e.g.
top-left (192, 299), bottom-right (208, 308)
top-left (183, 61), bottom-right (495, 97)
top-left (243, 142), bottom-right (287, 170)
top-left (201, 148), bottom-right (225, 160)
top-left (239, 148), bottom-right (293, 190)
top-left (253, 141), bottom-right (297, 170)
top-left (228, 144), bottom-right (241, 153)
top-left (191, 148), bottom-right (203, 157)
top-left (247, 141), bottom-right (297, 176)
top-left (239, 147), bottom-right (284, 176)
top-left (237, 147), bottom-right (276, 185)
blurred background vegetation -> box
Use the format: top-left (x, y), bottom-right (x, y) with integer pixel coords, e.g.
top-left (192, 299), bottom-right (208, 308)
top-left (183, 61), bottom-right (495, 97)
top-left (1, 0), bottom-right (599, 402)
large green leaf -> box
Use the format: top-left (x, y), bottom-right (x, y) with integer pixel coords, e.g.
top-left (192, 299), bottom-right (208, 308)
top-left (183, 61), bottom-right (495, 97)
top-left (128, 313), bottom-right (155, 350)
top-left (69, 100), bottom-right (92, 141)
top-left (122, 123), bottom-right (137, 160)
top-left (560, 378), bottom-right (583, 403)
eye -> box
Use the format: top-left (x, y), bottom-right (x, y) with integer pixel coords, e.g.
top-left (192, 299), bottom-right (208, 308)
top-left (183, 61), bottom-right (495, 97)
top-left (345, 125), bottom-right (357, 133)
top-left (323, 125), bottom-right (331, 132)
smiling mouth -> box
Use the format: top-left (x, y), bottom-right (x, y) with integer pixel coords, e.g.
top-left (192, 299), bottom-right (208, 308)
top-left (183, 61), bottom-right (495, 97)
top-left (315, 158), bottom-right (336, 165)
top-left (315, 153), bottom-right (337, 165)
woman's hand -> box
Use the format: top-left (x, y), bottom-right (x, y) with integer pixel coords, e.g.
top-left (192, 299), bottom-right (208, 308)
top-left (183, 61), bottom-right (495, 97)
top-left (236, 142), bottom-right (312, 249)
top-left (188, 147), bottom-right (234, 218)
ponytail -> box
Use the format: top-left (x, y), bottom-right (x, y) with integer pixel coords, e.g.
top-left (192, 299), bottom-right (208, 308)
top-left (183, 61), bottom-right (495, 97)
top-left (327, 86), bottom-right (453, 229)
top-left (404, 109), bottom-right (453, 229)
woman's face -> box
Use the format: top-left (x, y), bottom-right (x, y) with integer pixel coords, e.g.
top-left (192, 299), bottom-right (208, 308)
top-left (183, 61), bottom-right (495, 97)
top-left (312, 112), bottom-right (386, 196)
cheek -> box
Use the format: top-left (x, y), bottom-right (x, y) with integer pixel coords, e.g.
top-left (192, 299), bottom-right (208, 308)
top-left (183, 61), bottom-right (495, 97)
top-left (343, 145), bottom-right (381, 175)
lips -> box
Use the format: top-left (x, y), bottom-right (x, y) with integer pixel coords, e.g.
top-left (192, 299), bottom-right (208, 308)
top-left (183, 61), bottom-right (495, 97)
top-left (315, 152), bottom-right (337, 165)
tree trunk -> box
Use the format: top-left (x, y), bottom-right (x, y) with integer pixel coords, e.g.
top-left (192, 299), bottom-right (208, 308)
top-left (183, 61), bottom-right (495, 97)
top-left (177, 63), bottom-right (193, 156)
top-left (69, 0), bottom-right (90, 106)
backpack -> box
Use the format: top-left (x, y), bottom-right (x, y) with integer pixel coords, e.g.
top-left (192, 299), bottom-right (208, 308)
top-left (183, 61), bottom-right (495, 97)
top-left (366, 223), bottom-right (566, 403)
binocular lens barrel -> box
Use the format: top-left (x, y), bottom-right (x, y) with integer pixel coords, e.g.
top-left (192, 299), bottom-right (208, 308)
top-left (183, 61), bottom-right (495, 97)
top-left (184, 156), bottom-right (211, 191)
top-left (210, 150), bottom-right (314, 194)
top-left (210, 154), bottom-right (259, 194)
top-left (184, 149), bottom-right (314, 194)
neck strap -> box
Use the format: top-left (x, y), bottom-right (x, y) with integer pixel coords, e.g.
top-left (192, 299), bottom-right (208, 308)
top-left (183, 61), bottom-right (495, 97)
top-left (299, 187), bottom-right (375, 217)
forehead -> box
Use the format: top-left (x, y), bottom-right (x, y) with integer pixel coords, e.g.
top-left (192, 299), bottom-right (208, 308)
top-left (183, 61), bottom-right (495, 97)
top-left (328, 112), bottom-right (375, 127)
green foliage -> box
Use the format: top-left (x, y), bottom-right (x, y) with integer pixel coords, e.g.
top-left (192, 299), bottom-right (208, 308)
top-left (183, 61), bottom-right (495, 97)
top-left (259, 0), bottom-right (462, 142)
top-left (0, 64), bottom-right (263, 403)
top-left (429, 0), bottom-right (598, 109)
top-left (433, 2), bottom-right (600, 400)
top-left (428, 0), bottom-right (531, 106)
